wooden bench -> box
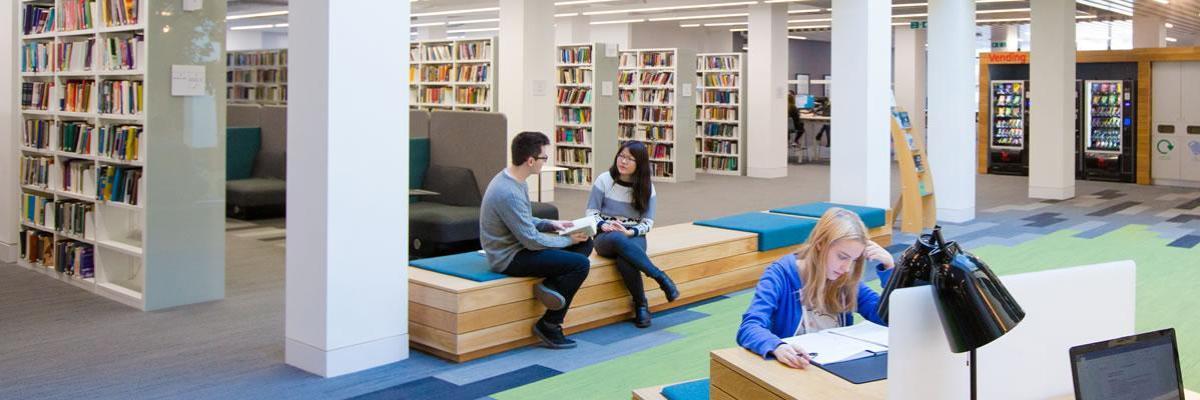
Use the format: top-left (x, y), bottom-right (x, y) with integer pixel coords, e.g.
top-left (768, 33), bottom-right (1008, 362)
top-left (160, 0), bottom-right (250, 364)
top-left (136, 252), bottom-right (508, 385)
top-left (408, 223), bottom-right (798, 362)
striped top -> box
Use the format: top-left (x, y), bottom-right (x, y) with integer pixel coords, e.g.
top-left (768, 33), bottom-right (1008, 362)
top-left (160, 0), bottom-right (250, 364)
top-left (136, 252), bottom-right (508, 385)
top-left (585, 171), bottom-right (657, 237)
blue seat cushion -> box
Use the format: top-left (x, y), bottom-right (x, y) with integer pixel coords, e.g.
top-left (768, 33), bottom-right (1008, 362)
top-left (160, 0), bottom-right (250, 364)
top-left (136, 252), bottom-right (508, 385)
top-left (694, 212), bottom-right (817, 251)
top-left (660, 379), bottom-right (710, 400)
top-left (769, 202), bottom-right (887, 229)
top-left (226, 127), bottom-right (261, 180)
top-left (409, 252), bottom-right (507, 282)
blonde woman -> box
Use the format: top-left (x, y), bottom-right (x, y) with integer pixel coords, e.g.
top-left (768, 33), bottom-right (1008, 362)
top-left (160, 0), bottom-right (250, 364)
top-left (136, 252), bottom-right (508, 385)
top-left (736, 208), bottom-right (895, 369)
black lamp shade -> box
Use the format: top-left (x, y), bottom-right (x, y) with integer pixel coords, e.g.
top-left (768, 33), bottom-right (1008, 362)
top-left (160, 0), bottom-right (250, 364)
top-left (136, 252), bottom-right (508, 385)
top-left (929, 240), bottom-right (1025, 353)
top-left (876, 233), bottom-right (936, 324)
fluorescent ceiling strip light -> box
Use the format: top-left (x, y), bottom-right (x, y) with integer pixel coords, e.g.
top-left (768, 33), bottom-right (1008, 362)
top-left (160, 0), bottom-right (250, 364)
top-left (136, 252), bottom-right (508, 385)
top-left (555, 0), bottom-right (618, 5)
top-left (450, 18), bottom-right (500, 25)
top-left (591, 18), bottom-right (645, 25)
top-left (556, 12), bottom-right (580, 17)
top-left (227, 10), bottom-right (288, 20)
top-left (681, 23), bottom-right (701, 27)
top-left (1156, 0), bottom-right (1169, 4)
top-left (447, 27), bottom-right (500, 33)
top-left (1075, 0), bottom-right (1132, 16)
top-left (788, 9), bottom-right (821, 14)
top-left (582, 1), bottom-right (758, 16)
top-left (1166, 37), bottom-right (1178, 42)
top-left (977, 0), bottom-right (1025, 3)
top-left (976, 8), bottom-right (1030, 14)
top-left (412, 7), bottom-right (499, 17)
top-left (704, 21), bottom-right (747, 26)
top-left (893, 2), bottom-right (927, 7)
top-left (788, 17), bottom-right (831, 23)
top-left (1165, 22), bottom-right (1174, 28)
top-left (648, 13), bottom-right (748, 22)
top-left (892, 22), bottom-right (909, 26)
top-left (788, 35), bottom-right (808, 40)
top-left (894, 13), bottom-right (928, 18)
top-left (412, 22), bottom-right (447, 27)
top-left (274, 23), bottom-right (288, 28)
top-left (764, 0), bottom-right (806, 3)
top-left (230, 24), bottom-right (274, 30)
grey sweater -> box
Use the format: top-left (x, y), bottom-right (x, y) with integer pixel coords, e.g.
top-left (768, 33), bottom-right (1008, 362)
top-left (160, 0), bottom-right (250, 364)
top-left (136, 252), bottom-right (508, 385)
top-left (480, 170), bottom-right (572, 272)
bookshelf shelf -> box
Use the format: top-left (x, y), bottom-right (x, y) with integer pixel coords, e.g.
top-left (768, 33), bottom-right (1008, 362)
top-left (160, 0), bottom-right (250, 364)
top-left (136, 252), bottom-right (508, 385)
top-left (695, 53), bottom-right (745, 176)
top-left (409, 38), bottom-right (497, 112)
top-left (617, 48), bottom-right (696, 183)
top-left (14, 0), bottom-right (225, 311)
top-left (553, 43), bottom-right (618, 190)
top-left (226, 49), bottom-right (288, 105)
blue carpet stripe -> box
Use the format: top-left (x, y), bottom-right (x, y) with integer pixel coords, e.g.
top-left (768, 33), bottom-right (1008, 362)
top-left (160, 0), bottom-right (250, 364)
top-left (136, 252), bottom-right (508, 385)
top-left (352, 365), bottom-right (561, 400)
top-left (1168, 235), bottom-right (1200, 249)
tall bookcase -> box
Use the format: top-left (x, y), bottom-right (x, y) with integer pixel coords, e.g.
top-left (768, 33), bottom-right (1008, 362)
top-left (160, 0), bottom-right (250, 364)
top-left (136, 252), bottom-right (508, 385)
top-left (554, 43), bottom-right (618, 190)
top-left (408, 38), bottom-right (497, 112)
top-left (226, 49), bottom-right (287, 105)
top-left (617, 48), bottom-right (696, 183)
top-left (695, 53), bottom-right (745, 176)
top-left (15, 0), bottom-right (226, 310)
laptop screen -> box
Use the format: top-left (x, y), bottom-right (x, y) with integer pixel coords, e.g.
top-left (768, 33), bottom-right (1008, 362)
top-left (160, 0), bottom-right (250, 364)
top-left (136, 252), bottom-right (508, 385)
top-left (1072, 330), bottom-right (1182, 400)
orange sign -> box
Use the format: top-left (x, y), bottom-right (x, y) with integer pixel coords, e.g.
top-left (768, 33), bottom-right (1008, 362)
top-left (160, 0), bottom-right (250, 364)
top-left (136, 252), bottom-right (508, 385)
top-left (983, 52), bottom-right (1030, 64)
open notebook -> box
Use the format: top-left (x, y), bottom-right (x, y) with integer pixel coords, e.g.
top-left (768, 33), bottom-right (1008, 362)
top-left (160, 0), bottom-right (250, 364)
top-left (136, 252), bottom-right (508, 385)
top-left (781, 321), bottom-right (888, 366)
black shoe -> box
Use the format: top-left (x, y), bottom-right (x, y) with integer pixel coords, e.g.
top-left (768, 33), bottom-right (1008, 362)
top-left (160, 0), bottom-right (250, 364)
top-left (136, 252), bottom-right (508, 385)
top-left (534, 283), bottom-right (566, 311)
top-left (532, 320), bottom-right (577, 349)
top-left (633, 305), bottom-right (652, 328)
top-left (656, 274), bottom-right (679, 302)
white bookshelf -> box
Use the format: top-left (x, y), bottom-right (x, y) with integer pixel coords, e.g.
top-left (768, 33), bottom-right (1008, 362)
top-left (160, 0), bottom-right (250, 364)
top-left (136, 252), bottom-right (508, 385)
top-left (226, 49), bottom-right (288, 105)
top-left (616, 48), bottom-right (696, 183)
top-left (408, 38), bottom-right (497, 112)
top-left (15, 0), bottom-right (226, 310)
top-left (695, 53), bottom-right (745, 176)
top-left (553, 43), bottom-right (618, 190)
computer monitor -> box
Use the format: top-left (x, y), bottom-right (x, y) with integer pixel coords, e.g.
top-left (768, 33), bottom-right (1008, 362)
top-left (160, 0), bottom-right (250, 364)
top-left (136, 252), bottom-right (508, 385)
top-left (796, 94), bottom-right (814, 110)
top-left (1070, 328), bottom-right (1184, 400)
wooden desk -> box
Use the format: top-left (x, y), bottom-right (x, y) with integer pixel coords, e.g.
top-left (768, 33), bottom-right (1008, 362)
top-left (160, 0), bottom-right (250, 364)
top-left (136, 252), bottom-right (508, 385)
top-left (711, 347), bottom-right (1198, 400)
top-left (710, 347), bottom-right (886, 400)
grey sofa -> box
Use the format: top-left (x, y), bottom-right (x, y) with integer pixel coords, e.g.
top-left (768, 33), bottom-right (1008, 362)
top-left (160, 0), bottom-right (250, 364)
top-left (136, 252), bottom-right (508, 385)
top-left (409, 110), bottom-right (558, 258)
top-left (226, 104), bottom-right (287, 219)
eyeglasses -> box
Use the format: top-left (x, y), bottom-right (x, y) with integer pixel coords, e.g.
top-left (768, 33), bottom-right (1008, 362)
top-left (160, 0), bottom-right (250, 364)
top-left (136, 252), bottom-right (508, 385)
top-left (534, 155), bottom-right (549, 161)
top-left (617, 155), bottom-right (635, 163)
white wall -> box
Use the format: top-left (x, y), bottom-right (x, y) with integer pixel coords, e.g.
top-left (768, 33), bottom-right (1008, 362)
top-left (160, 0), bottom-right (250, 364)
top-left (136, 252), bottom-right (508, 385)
top-left (630, 22), bottom-right (735, 53)
top-left (227, 30), bottom-right (288, 51)
top-left (1, 0), bottom-right (16, 262)
top-left (591, 23), bottom-right (631, 50)
top-left (263, 32), bottom-right (289, 49)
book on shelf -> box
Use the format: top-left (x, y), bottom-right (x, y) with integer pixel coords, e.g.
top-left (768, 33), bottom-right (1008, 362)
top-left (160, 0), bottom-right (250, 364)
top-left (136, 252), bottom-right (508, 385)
top-left (556, 147), bottom-right (593, 165)
top-left (617, 71), bottom-right (636, 86)
top-left (455, 86), bottom-right (489, 105)
top-left (421, 65), bottom-right (453, 82)
top-left (559, 46), bottom-right (593, 64)
top-left (640, 52), bottom-right (674, 67)
top-left (61, 79), bottom-right (94, 112)
top-left (60, 0), bottom-right (95, 31)
top-left (419, 87), bottom-right (453, 105)
top-left (63, 159), bottom-right (96, 195)
top-left (100, 0), bottom-right (140, 27)
top-left (22, 193), bottom-right (55, 227)
top-left (102, 35), bottom-right (144, 71)
top-left (557, 108), bottom-right (592, 125)
top-left (556, 167), bottom-right (593, 186)
top-left (54, 201), bottom-right (94, 238)
top-left (55, 241), bottom-right (95, 278)
top-left (60, 121), bottom-right (95, 155)
top-left (23, 119), bottom-right (53, 149)
top-left (556, 87), bottom-right (591, 105)
top-left (57, 38), bottom-right (96, 72)
top-left (700, 107), bottom-right (738, 122)
top-left (640, 71), bottom-right (674, 86)
top-left (21, 81), bottom-right (54, 111)
top-left (555, 216), bottom-right (598, 237)
top-left (558, 68), bottom-right (592, 85)
top-left (422, 44), bottom-right (453, 62)
top-left (96, 166), bottom-right (142, 205)
top-left (702, 73), bottom-right (737, 87)
top-left (781, 322), bottom-right (889, 366)
top-left (640, 88), bottom-right (673, 104)
top-left (701, 90), bottom-right (737, 104)
top-left (21, 42), bottom-right (52, 73)
top-left (19, 230), bottom-right (56, 266)
top-left (456, 41), bottom-right (491, 61)
top-left (640, 106), bottom-right (674, 122)
top-left (699, 55), bottom-right (739, 70)
top-left (619, 52), bottom-right (638, 68)
top-left (457, 64), bottom-right (489, 83)
top-left (555, 127), bottom-right (590, 145)
top-left (99, 80), bottom-right (143, 115)
top-left (22, 4), bottom-right (56, 35)
top-left (697, 155), bottom-right (738, 172)
top-left (98, 125), bottom-right (141, 161)
top-left (20, 155), bottom-right (53, 187)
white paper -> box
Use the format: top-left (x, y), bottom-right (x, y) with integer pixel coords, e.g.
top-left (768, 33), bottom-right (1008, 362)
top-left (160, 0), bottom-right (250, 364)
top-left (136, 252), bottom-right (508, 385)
top-left (827, 321), bottom-right (889, 347)
top-left (171, 65), bottom-right (206, 96)
top-left (532, 79), bottom-right (548, 97)
top-left (556, 216), bottom-right (598, 236)
top-left (782, 324), bottom-right (888, 365)
top-left (681, 85), bottom-right (692, 97)
top-left (601, 81), bottom-right (614, 96)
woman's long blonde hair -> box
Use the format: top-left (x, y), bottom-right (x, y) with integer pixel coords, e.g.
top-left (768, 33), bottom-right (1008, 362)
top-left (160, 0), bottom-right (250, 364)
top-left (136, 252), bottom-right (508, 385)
top-left (795, 207), bottom-right (870, 314)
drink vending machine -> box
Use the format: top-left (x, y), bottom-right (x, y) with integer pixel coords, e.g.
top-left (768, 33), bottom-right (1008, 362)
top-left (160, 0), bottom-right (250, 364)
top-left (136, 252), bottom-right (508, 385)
top-left (1081, 80), bottom-right (1136, 182)
top-left (988, 80), bottom-right (1029, 175)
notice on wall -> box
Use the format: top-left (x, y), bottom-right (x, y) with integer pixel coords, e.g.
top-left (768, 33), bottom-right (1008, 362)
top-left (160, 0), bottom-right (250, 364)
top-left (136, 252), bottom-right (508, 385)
top-left (171, 65), bottom-right (206, 96)
top-left (601, 81), bottom-right (614, 96)
top-left (682, 85), bottom-right (692, 97)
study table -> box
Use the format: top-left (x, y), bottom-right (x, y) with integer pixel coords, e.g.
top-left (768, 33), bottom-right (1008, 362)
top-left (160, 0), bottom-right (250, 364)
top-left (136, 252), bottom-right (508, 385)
top-left (708, 347), bottom-right (1197, 400)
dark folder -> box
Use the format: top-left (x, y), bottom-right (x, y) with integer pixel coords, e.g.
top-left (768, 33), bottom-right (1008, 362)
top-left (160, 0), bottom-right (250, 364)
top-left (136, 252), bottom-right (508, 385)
top-left (815, 352), bottom-right (888, 384)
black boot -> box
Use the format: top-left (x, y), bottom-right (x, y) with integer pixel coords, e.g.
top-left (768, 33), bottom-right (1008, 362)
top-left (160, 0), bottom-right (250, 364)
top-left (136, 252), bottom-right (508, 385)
top-left (633, 305), bottom-right (652, 328)
top-left (655, 274), bottom-right (679, 302)
top-left (532, 319), bottom-right (576, 349)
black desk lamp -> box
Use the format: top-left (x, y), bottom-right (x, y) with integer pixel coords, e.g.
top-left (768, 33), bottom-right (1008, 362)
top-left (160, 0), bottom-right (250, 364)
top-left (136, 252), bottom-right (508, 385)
top-left (878, 226), bottom-right (1026, 400)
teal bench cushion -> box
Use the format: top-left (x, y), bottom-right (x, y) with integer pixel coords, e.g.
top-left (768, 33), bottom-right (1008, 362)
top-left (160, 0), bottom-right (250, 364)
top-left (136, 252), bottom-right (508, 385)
top-left (660, 379), bottom-right (709, 400)
top-left (410, 251), bottom-right (507, 282)
top-left (410, 138), bottom-right (431, 189)
top-left (226, 127), bottom-right (261, 180)
top-left (769, 202), bottom-right (887, 229)
top-left (694, 212), bottom-right (817, 251)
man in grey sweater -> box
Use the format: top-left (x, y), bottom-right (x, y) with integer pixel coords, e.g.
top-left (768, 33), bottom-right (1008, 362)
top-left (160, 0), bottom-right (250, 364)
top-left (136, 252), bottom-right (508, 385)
top-left (480, 131), bottom-right (593, 349)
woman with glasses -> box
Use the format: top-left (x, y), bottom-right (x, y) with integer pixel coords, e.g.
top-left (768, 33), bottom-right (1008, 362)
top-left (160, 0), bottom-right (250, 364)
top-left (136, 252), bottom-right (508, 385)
top-left (586, 141), bottom-right (678, 328)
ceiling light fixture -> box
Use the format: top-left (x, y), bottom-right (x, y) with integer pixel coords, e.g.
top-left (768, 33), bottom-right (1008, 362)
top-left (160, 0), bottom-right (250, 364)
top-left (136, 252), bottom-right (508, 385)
top-left (1155, 0), bottom-right (1169, 4)
top-left (412, 21), bottom-right (446, 27)
top-left (680, 23), bottom-right (702, 27)
top-left (648, 12), bottom-right (748, 22)
top-left (788, 17), bottom-right (831, 23)
top-left (1165, 22), bottom-right (1174, 28)
top-left (446, 27), bottom-right (500, 33)
top-left (893, 2), bottom-right (928, 7)
top-left (554, 0), bottom-right (619, 5)
top-left (976, 8), bottom-right (1030, 14)
top-left (590, 18), bottom-right (646, 25)
top-left (704, 21), bottom-right (748, 26)
top-left (893, 13), bottom-right (928, 18)
top-left (582, 1), bottom-right (758, 16)
top-left (274, 23), bottom-right (288, 28)
top-left (764, 0), bottom-right (807, 3)
top-left (556, 12), bottom-right (580, 17)
top-left (449, 18), bottom-right (500, 25)
top-left (788, 9), bottom-right (822, 14)
top-left (1166, 36), bottom-right (1178, 42)
top-left (227, 10), bottom-right (288, 20)
top-left (412, 7), bottom-right (499, 18)
top-left (230, 24), bottom-right (275, 30)
top-left (788, 35), bottom-right (808, 39)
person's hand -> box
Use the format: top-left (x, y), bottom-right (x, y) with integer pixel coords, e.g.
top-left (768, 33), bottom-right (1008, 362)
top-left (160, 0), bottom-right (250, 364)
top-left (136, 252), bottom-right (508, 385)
top-left (864, 240), bottom-right (894, 270)
top-left (772, 343), bottom-right (812, 369)
top-left (600, 221), bottom-right (622, 233)
top-left (569, 231), bottom-right (590, 244)
top-left (550, 220), bottom-right (574, 232)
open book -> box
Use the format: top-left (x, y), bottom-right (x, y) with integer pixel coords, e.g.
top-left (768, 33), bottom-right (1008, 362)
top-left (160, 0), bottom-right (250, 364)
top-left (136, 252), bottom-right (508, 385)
top-left (781, 321), bottom-right (888, 366)
top-left (555, 216), bottom-right (598, 237)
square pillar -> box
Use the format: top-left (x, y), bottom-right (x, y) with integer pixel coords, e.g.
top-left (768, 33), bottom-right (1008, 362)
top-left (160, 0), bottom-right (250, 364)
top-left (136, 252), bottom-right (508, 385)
top-left (0, 1), bottom-right (15, 262)
top-left (927, 0), bottom-right (976, 222)
top-left (746, 3), bottom-right (789, 178)
top-left (556, 15), bottom-right (591, 44)
top-left (1028, 0), bottom-right (1075, 199)
top-left (285, 0), bottom-right (411, 377)
top-left (500, 0), bottom-right (556, 201)
top-left (1133, 12), bottom-right (1166, 48)
top-left (830, 0), bottom-right (891, 208)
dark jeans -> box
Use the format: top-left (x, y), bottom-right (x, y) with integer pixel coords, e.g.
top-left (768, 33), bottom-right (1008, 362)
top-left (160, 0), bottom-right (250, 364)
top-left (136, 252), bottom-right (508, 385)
top-left (594, 232), bottom-right (664, 307)
top-left (504, 240), bottom-right (594, 324)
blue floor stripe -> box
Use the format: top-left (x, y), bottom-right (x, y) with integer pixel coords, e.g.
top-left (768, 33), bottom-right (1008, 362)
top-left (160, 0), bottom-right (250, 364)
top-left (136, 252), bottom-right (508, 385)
top-left (1167, 234), bottom-right (1200, 249)
top-left (351, 365), bottom-right (561, 400)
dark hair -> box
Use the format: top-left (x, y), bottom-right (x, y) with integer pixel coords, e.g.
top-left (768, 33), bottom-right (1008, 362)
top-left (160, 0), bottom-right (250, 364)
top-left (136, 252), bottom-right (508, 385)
top-left (511, 131), bottom-right (550, 166)
top-left (609, 141), bottom-right (653, 214)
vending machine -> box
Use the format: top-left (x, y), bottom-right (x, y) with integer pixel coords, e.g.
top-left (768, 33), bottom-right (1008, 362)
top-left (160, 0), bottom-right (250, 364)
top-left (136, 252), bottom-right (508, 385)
top-left (1075, 80), bottom-right (1084, 179)
top-left (988, 80), bottom-right (1028, 175)
top-left (1082, 80), bottom-right (1136, 182)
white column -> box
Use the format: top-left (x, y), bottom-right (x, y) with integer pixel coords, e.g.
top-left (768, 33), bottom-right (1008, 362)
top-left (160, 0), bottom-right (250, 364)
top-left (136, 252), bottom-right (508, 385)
top-left (830, 0), bottom-right (891, 208)
top-left (746, 3), bottom-right (789, 179)
top-left (1, 0), bottom-right (16, 262)
top-left (285, 0), bottom-right (410, 377)
top-left (556, 15), bottom-right (591, 44)
top-left (1004, 25), bottom-right (1020, 51)
top-left (1028, 0), bottom-right (1075, 200)
top-left (927, 0), bottom-right (976, 222)
top-left (500, 0), bottom-right (556, 201)
top-left (1132, 12), bottom-right (1166, 48)
top-left (893, 26), bottom-right (926, 146)
top-left (417, 25), bottom-right (447, 41)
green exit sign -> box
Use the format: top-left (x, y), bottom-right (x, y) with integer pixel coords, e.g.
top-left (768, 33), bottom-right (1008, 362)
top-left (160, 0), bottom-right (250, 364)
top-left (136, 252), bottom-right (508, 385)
top-left (992, 41), bottom-right (1007, 48)
top-left (910, 21), bottom-right (927, 29)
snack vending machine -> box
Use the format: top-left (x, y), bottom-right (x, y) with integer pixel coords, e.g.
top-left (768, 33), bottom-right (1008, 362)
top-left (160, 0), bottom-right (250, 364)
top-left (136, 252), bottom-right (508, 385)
top-left (1082, 80), bottom-right (1136, 182)
top-left (988, 80), bottom-right (1028, 175)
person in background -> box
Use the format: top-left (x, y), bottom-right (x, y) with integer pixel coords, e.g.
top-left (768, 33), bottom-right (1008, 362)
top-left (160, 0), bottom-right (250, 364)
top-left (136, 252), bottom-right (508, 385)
top-left (587, 141), bottom-right (678, 328)
top-left (736, 208), bottom-right (895, 369)
top-left (480, 131), bottom-right (594, 349)
top-left (788, 91), bottom-right (805, 147)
